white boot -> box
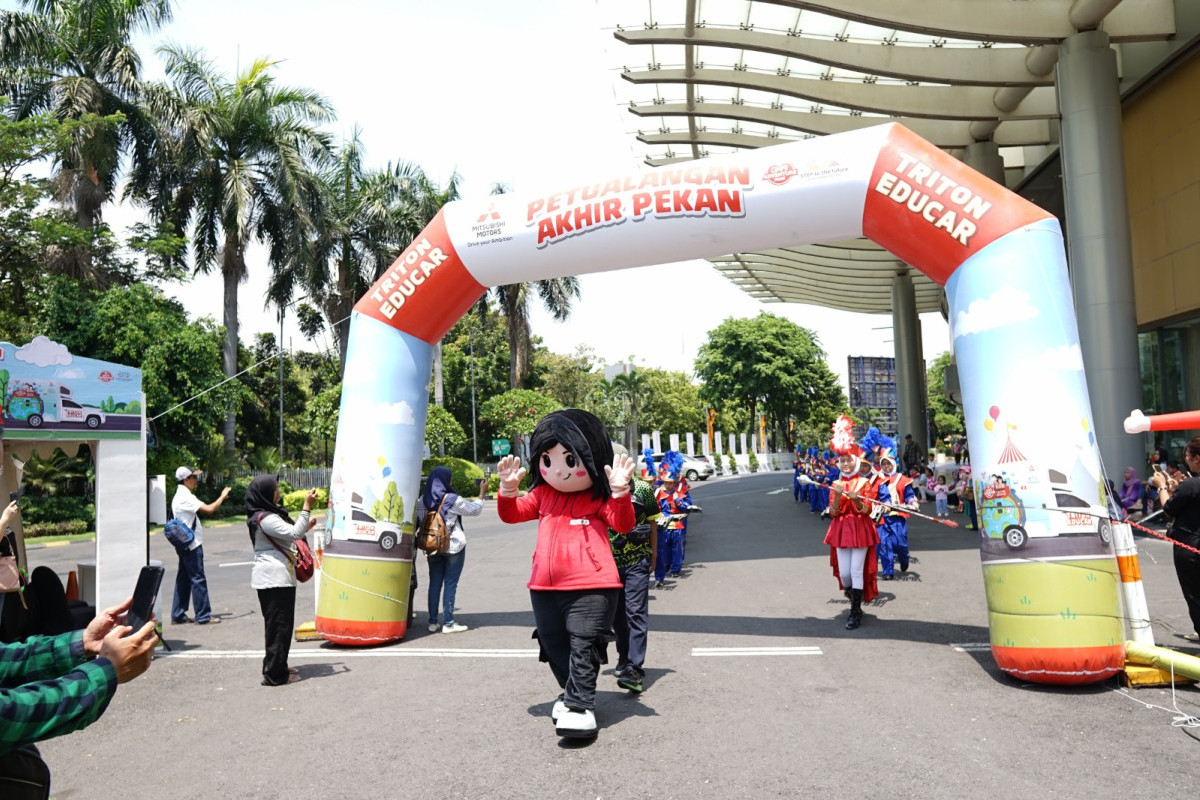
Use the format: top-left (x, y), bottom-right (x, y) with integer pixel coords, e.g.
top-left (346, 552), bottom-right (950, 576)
top-left (555, 708), bottom-right (598, 738)
top-left (551, 698), bottom-right (567, 723)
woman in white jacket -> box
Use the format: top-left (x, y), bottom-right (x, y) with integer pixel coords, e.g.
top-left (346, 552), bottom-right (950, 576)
top-left (416, 466), bottom-right (482, 633)
top-left (247, 475), bottom-right (316, 685)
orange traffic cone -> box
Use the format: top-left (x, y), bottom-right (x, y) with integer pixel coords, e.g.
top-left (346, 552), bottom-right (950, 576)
top-left (65, 570), bottom-right (79, 603)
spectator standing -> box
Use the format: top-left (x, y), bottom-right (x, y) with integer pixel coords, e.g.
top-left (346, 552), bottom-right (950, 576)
top-left (902, 434), bottom-right (923, 475)
top-left (417, 466), bottom-right (482, 634)
top-left (1148, 438), bottom-right (1200, 642)
top-left (934, 474), bottom-right (950, 518)
top-left (170, 466), bottom-right (230, 625)
top-left (246, 475), bottom-right (316, 686)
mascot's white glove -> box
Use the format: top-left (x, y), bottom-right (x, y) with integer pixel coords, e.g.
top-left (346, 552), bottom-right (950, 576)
top-left (496, 454), bottom-right (526, 498)
top-left (606, 453), bottom-right (635, 498)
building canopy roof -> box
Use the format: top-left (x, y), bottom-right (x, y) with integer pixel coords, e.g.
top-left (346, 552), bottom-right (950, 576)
top-left (603, 0), bottom-right (1176, 313)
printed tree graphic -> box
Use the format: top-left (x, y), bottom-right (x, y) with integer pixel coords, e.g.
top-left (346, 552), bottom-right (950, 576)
top-left (371, 481), bottom-right (405, 524)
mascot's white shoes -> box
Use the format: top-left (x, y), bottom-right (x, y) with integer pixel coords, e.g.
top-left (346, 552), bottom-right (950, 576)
top-left (551, 698), bottom-right (567, 722)
top-left (555, 708), bottom-right (598, 738)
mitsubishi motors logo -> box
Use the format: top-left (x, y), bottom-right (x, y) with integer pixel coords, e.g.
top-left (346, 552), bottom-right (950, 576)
top-left (477, 204), bottom-right (501, 223)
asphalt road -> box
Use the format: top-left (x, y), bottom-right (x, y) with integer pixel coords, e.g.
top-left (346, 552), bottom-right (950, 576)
top-left (27, 472), bottom-right (1200, 799)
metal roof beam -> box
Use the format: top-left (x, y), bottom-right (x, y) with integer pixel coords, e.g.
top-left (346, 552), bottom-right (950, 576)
top-left (616, 27), bottom-right (1058, 87)
top-left (754, 0), bottom-right (1174, 44)
top-left (621, 67), bottom-right (1058, 120)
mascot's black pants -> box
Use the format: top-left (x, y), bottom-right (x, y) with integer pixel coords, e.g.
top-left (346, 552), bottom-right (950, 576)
top-left (530, 589), bottom-right (618, 710)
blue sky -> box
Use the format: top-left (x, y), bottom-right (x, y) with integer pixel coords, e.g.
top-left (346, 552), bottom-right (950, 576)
top-left (8, 0), bottom-right (951, 389)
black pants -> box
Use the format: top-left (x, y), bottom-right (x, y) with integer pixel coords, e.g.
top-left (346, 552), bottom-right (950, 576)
top-left (0, 744), bottom-right (50, 799)
top-left (614, 559), bottom-right (650, 674)
top-left (1173, 542), bottom-right (1200, 636)
top-left (257, 586), bottom-right (296, 685)
top-left (530, 589), bottom-right (618, 710)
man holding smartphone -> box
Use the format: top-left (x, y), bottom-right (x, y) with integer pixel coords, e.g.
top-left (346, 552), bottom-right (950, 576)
top-left (1, 498), bottom-right (157, 798)
top-left (171, 466), bottom-right (231, 625)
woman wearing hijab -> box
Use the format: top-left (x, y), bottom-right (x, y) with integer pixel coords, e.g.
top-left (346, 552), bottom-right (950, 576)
top-left (1118, 466), bottom-right (1143, 520)
top-left (247, 475), bottom-right (317, 686)
top-left (417, 466), bottom-right (482, 633)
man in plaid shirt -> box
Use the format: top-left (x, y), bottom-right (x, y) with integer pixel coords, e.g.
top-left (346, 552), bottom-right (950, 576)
top-left (1, 502), bottom-right (157, 797)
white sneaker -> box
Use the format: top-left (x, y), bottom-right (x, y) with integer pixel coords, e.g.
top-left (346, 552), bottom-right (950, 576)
top-left (427, 623), bottom-right (440, 633)
top-left (441, 622), bottom-right (468, 633)
top-left (555, 708), bottom-right (598, 739)
top-left (551, 698), bottom-right (567, 723)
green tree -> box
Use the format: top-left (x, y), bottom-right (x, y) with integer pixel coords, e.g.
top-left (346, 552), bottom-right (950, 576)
top-left (639, 369), bottom-right (704, 436)
top-left (478, 389), bottom-right (561, 450)
top-left (425, 404), bottom-right (467, 454)
top-left (695, 312), bottom-right (846, 443)
top-left (371, 481), bottom-right (404, 524)
top-left (150, 46), bottom-right (334, 452)
top-left (437, 310), bottom-right (512, 460)
top-left (0, 0), bottom-right (172, 234)
top-left (608, 366), bottom-right (648, 450)
top-left (33, 276), bottom-right (238, 465)
top-left (535, 345), bottom-right (603, 409)
top-left (280, 131), bottom-right (458, 371)
top-left (927, 351), bottom-right (965, 444)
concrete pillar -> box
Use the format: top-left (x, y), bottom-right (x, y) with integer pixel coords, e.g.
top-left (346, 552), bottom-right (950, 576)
top-left (1056, 31), bottom-right (1144, 481)
top-left (892, 273), bottom-right (926, 449)
top-left (962, 141), bottom-right (1006, 184)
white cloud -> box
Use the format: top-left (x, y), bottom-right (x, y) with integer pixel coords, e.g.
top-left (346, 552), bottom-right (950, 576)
top-left (375, 401), bottom-right (416, 426)
top-left (1038, 343), bottom-right (1085, 372)
top-left (953, 285), bottom-right (1039, 338)
top-left (15, 336), bottom-right (72, 368)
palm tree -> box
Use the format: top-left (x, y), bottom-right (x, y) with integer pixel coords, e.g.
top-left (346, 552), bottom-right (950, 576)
top-left (0, 0), bottom-right (172, 272)
top-left (610, 367), bottom-right (648, 451)
top-left (272, 131), bottom-right (429, 371)
top-left (150, 45), bottom-right (333, 451)
top-left (478, 184), bottom-right (580, 389)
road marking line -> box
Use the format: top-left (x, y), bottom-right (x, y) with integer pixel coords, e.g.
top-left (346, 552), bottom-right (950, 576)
top-left (219, 561), bottom-right (255, 568)
top-left (691, 646), bottom-right (822, 657)
top-left (159, 648), bottom-right (539, 659)
top-left (950, 643), bottom-right (991, 652)
top-left (767, 487), bottom-right (790, 495)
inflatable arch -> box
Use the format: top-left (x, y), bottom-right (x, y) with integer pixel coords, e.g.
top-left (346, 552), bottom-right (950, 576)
top-left (318, 123), bottom-right (1125, 686)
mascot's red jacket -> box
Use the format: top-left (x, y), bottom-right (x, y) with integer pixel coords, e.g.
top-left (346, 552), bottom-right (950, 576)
top-left (498, 484), bottom-right (633, 591)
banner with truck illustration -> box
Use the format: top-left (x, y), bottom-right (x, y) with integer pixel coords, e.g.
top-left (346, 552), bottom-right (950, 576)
top-left (1, 337), bottom-right (143, 441)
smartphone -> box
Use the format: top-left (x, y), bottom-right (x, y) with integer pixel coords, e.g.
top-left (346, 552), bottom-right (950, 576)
top-left (8, 489), bottom-right (18, 507)
top-left (1153, 464), bottom-right (1167, 474)
top-left (126, 565), bottom-right (165, 633)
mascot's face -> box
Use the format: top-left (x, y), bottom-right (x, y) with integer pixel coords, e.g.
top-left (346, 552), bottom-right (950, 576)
top-left (539, 443), bottom-right (594, 493)
top-left (837, 454), bottom-right (857, 475)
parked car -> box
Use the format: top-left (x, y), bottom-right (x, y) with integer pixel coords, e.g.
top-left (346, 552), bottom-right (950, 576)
top-left (650, 452), bottom-right (714, 481)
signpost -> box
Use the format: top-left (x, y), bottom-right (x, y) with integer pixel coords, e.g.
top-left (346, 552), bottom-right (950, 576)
top-left (491, 439), bottom-right (511, 456)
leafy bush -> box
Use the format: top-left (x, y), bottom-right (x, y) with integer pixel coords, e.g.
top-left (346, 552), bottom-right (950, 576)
top-left (18, 496), bottom-right (95, 527)
top-left (730, 456), bottom-right (739, 475)
top-left (282, 488), bottom-right (330, 513)
top-left (748, 451), bottom-right (759, 473)
top-left (422, 457), bottom-right (485, 497)
top-left (24, 520), bottom-right (89, 538)
top-left (712, 453), bottom-right (723, 475)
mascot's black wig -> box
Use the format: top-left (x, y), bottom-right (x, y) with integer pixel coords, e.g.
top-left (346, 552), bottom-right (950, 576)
top-left (528, 408), bottom-right (614, 501)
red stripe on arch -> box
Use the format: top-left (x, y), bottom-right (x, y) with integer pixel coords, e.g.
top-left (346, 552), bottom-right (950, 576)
top-left (863, 125), bottom-right (1053, 286)
top-left (354, 209), bottom-right (486, 344)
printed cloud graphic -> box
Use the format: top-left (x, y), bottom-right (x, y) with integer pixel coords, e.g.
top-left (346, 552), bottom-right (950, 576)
top-left (953, 284), bottom-right (1039, 338)
top-left (1038, 343), bottom-right (1085, 372)
top-left (16, 336), bottom-right (72, 367)
top-left (375, 401), bottom-right (415, 426)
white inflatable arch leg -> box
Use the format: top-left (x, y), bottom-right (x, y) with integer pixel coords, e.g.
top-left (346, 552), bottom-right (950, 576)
top-left (318, 123), bottom-right (1124, 685)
